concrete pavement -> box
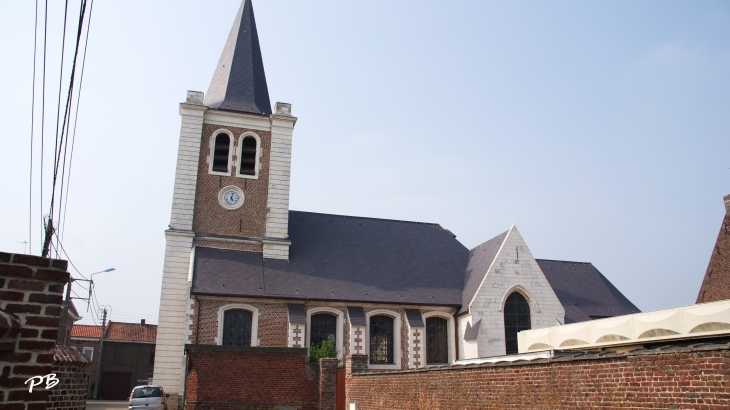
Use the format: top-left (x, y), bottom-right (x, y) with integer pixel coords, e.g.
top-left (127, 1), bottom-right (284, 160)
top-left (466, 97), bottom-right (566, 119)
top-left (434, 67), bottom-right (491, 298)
top-left (86, 401), bottom-right (127, 410)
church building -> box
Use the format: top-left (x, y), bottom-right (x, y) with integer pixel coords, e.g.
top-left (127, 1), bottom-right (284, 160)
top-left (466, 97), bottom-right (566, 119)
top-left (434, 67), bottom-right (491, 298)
top-left (153, 0), bottom-right (639, 399)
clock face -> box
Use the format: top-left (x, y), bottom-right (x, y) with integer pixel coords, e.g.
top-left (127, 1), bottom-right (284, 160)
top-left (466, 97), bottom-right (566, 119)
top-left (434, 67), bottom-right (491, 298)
top-left (223, 190), bottom-right (239, 205)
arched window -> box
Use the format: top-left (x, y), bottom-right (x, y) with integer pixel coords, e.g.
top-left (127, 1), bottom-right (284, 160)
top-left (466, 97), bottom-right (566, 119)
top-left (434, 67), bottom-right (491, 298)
top-left (211, 133), bottom-right (231, 173)
top-left (503, 292), bottom-right (531, 355)
top-left (222, 309), bottom-right (252, 346)
top-left (238, 135), bottom-right (258, 176)
top-left (426, 317), bottom-right (448, 364)
top-left (369, 316), bottom-right (394, 364)
top-left (310, 313), bottom-right (337, 346)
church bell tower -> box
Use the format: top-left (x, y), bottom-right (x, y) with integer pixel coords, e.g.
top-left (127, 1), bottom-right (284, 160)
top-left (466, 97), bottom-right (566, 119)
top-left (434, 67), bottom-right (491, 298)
top-left (153, 0), bottom-right (296, 397)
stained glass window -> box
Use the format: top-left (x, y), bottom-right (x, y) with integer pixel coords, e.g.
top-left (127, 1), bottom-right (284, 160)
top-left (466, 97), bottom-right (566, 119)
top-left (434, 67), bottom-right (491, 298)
top-left (426, 317), bottom-right (448, 364)
top-left (222, 309), bottom-right (252, 346)
top-left (503, 292), bottom-right (531, 355)
top-left (310, 313), bottom-right (337, 346)
top-left (369, 316), bottom-right (394, 364)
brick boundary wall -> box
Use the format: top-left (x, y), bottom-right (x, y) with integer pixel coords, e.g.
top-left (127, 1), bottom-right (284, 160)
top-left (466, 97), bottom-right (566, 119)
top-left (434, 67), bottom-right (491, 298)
top-left (49, 345), bottom-right (90, 410)
top-left (345, 343), bottom-right (730, 409)
top-left (184, 345), bottom-right (337, 410)
top-left (0, 252), bottom-right (76, 410)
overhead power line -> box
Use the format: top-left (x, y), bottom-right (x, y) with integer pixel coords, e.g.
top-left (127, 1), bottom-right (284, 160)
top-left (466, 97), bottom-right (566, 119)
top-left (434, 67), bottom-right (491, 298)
top-left (41, 0), bottom-right (92, 257)
top-left (29, 0), bottom-right (40, 255)
top-left (60, 0), bottom-right (94, 243)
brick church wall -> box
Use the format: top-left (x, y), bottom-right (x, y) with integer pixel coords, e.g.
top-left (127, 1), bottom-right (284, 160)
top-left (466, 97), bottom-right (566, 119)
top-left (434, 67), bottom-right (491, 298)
top-left (697, 195), bottom-right (730, 303)
top-left (192, 124), bottom-right (272, 239)
top-left (345, 343), bottom-right (730, 409)
top-left (184, 345), bottom-right (335, 410)
top-left (190, 297), bottom-right (454, 369)
top-left (0, 252), bottom-right (89, 410)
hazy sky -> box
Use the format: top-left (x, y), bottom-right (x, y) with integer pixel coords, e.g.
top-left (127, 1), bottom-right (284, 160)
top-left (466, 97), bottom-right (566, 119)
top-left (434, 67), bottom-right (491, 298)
top-left (1, 1), bottom-right (728, 326)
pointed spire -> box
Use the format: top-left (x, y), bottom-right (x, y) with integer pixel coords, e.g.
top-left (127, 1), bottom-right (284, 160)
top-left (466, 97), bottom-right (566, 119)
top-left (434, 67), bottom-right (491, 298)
top-left (204, 0), bottom-right (272, 115)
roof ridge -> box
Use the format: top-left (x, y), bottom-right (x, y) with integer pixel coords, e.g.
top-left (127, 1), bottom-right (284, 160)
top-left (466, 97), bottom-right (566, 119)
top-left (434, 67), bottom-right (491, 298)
top-left (536, 258), bottom-right (592, 265)
top-left (469, 230), bottom-right (509, 252)
top-left (290, 210), bottom-right (442, 227)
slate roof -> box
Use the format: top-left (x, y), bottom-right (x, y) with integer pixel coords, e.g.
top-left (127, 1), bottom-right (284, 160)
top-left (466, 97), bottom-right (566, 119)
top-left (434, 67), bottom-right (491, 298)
top-left (536, 259), bottom-right (640, 324)
top-left (204, 0), bottom-right (272, 114)
top-left (460, 231), bottom-right (508, 313)
top-left (191, 211), bottom-right (639, 323)
top-left (70, 321), bottom-right (157, 343)
top-left (191, 211), bottom-right (469, 305)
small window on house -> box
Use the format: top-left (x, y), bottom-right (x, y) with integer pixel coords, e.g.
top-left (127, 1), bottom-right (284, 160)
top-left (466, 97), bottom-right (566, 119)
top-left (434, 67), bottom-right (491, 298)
top-left (310, 313), bottom-right (337, 347)
top-left (238, 136), bottom-right (258, 176)
top-left (503, 292), bottom-right (531, 355)
top-left (222, 309), bottom-right (253, 346)
top-left (211, 133), bottom-right (231, 173)
top-left (426, 317), bottom-right (448, 365)
top-left (369, 316), bottom-right (394, 364)
top-left (82, 347), bottom-right (94, 361)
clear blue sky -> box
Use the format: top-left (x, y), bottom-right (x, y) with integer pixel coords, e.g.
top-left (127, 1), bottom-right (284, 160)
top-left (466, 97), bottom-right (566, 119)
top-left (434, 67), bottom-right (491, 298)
top-left (1, 1), bottom-right (728, 325)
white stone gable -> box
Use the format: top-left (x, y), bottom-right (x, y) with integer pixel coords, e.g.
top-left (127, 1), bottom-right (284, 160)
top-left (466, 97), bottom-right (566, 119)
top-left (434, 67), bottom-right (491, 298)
top-left (465, 225), bottom-right (564, 358)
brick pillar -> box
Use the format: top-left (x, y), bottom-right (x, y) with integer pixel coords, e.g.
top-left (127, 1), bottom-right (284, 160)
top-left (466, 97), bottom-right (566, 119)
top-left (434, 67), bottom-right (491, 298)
top-left (318, 358), bottom-right (338, 410)
top-left (345, 354), bottom-right (367, 377)
top-left (0, 252), bottom-right (70, 410)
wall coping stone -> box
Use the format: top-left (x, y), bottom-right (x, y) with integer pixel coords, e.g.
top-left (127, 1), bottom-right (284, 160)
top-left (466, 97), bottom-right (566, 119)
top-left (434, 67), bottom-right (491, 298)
top-left (350, 342), bottom-right (730, 376)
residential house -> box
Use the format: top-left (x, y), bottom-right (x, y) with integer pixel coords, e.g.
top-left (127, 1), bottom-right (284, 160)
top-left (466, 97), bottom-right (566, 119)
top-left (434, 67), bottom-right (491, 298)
top-left (70, 320), bottom-right (157, 400)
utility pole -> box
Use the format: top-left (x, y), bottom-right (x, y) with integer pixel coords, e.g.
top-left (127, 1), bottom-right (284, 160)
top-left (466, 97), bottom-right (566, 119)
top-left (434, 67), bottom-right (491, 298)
top-left (57, 280), bottom-right (73, 345)
top-left (93, 308), bottom-right (108, 400)
top-left (41, 218), bottom-right (54, 258)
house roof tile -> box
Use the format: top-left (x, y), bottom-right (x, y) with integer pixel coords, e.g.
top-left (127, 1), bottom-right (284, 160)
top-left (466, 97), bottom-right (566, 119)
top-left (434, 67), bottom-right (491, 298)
top-left (71, 321), bottom-right (157, 343)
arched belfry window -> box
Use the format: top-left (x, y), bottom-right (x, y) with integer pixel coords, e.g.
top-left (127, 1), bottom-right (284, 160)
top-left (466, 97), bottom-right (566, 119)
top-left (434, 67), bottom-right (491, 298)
top-left (222, 309), bottom-right (252, 346)
top-left (503, 292), bottom-right (531, 355)
top-left (211, 133), bottom-right (231, 173)
top-left (426, 317), bottom-right (448, 365)
top-left (238, 135), bottom-right (258, 176)
top-left (310, 313), bottom-right (337, 346)
top-left (369, 316), bottom-right (394, 364)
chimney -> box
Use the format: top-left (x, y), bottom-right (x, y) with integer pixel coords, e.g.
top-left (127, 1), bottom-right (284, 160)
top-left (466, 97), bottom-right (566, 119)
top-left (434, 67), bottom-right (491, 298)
top-left (141, 319), bottom-right (146, 327)
top-left (724, 194), bottom-right (730, 214)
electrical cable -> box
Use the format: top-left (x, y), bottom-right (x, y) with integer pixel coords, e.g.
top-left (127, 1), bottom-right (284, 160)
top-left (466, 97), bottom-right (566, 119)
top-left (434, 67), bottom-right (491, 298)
top-left (61, 0), bottom-right (94, 242)
top-left (39, 0), bottom-right (48, 254)
top-left (29, 0), bottom-right (40, 255)
top-left (52, 231), bottom-right (89, 280)
top-left (72, 281), bottom-right (89, 291)
top-left (48, 0), bottom-right (88, 255)
top-left (48, 0), bottom-right (71, 257)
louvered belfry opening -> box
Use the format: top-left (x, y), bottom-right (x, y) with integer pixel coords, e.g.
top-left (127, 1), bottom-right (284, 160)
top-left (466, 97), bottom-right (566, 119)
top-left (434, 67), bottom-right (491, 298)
top-left (426, 317), bottom-right (448, 364)
top-left (239, 136), bottom-right (257, 175)
top-left (222, 309), bottom-right (252, 346)
top-left (503, 292), bottom-right (531, 355)
top-left (369, 316), bottom-right (394, 364)
top-left (310, 313), bottom-right (337, 347)
top-left (212, 133), bottom-right (231, 173)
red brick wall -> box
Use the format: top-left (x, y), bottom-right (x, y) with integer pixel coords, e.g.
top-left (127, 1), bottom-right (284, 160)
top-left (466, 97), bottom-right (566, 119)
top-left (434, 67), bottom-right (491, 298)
top-left (345, 344), bottom-right (730, 409)
top-left (0, 252), bottom-right (71, 410)
top-left (193, 124), bottom-right (271, 239)
top-left (49, 345), bottom-right (90, 410)
top-left (190, 297), bottom-right (454, 364)
top-left (697, 200), bottom-right (730, 303)
top-left (184, 346), bottom-right (336, 410)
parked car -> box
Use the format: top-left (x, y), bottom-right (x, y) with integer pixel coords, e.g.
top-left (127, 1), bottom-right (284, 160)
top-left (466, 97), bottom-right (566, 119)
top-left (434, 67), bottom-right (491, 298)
top-left (128, 385), bottom-right (169, 410)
